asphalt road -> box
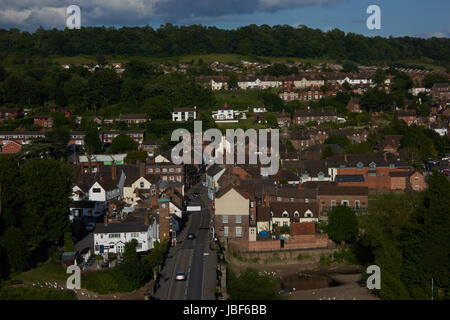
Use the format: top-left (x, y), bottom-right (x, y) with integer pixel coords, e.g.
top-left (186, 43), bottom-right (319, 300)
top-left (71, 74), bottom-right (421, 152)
top-left (157, 184), bottom-right (216, 300)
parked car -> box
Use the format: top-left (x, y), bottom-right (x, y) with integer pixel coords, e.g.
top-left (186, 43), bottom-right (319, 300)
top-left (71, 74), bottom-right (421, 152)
top-left (175, 272), bottom-right (187, 281)
top-left (187, 233), bottom-right (195, 240)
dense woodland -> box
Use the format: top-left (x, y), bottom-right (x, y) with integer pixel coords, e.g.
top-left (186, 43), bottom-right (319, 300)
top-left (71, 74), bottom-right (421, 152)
top-left (1, 24), bottom-right (450, 63)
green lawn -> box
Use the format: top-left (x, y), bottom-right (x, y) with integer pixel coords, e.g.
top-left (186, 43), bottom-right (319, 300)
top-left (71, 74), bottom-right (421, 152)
top-left (10, 260), bottom-right (67, 284)
top-left (213, 90), bottom-right (265, 108)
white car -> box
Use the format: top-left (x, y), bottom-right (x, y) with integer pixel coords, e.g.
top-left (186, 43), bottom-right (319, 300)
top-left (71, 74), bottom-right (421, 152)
top-left (175, 272), bottom-right (186, 281)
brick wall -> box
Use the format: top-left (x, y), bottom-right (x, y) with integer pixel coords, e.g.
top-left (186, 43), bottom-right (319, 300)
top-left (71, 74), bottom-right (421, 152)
top-left (215, 215), bottom-right (249, 241)
top-left (227, 234), bottom-right (328, 252)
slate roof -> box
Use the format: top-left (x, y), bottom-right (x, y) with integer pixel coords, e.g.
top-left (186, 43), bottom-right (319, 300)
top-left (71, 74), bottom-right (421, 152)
top-left (270, 202), bottom-right (319, 219)
top-left (335, 175), bottom-right (365, 182)
top-left (94, 221), bottom-right (149, 234)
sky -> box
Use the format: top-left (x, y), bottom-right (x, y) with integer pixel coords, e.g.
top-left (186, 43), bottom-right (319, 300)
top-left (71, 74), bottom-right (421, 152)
top-left (0, 0), bottom-right (449, 38)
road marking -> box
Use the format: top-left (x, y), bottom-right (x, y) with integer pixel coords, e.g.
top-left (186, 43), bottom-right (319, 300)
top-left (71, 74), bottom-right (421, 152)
top-left (184, 249), bottom-right (194, 299)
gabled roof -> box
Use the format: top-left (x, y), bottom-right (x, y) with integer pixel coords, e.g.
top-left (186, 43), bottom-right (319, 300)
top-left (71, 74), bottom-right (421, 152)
top-left (335, 175), bottom-right (365, 182)
top-left (256, 206), bottom-right (271, 222)
top-left (265, 186), bottom-right (317, 200)
top-left (270, 202), bottom-right (319, 219)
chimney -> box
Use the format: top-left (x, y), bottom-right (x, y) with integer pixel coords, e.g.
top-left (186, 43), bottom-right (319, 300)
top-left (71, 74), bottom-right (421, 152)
top-left (344, 154), bottom-right (347, 162)
top-left (111, 164), bottom-right (116, 180)
top-left (104, 216), bottom-right (108, 227)
top-left (265, 192), bottom-right (270, 207)
top-left (144, 210), bottom-right (150, 226)
top-left (384, 152), bottom-right (387, 161)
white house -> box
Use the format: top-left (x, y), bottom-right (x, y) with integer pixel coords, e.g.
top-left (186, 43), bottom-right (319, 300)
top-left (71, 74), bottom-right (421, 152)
top-left (212, 104), bottom-right (235, 121)
top-left (172, 108), bottom-right (197, 122)
top-left (93, 221), bottom-right (155, 255)
top-left (123, 175), bottom-right (156, 207)
top-left (69, 201), bottom-right (105, 221)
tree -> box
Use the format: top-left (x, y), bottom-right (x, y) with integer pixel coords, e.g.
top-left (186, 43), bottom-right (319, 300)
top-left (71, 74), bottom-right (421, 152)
top-left (227, 267), bottom-right (281, 300)
top-left (84, 127), bottom-right (102, 154)
top-left (327, 205), bottom-right (358, 244)
top-left (373, 68), bottom-right (387, 86)
top-left (119, 239), bottom-right (147, 290)
top-left (227, 73), bottom-right (238, 89)
top-left (64, 231), bottom-right (74, 252)
top-left (21, 159), bottom-right (73, 250)
top-left (342, 61), bottom-right (359, 73)
top-left (1, 227), bottom-right (29, 271)
top-left (96, 52), bottom-right (107, 66)
top-left (110, 134), bottom-right (138, 153)
top-left (422, 73), bottom-right (449, 89)
top-left (266, 113), bottom-right (278, 128)
top-left (324, 134), bottom-right (351, 149)
top-left (321, 145), bottom-right (335, 159)
top-left (0, 155), bottom-right (22, 229)
top-left (125, 150), bottom-right (147, 163)
top-left (416, 172), bottom-right (450, 299)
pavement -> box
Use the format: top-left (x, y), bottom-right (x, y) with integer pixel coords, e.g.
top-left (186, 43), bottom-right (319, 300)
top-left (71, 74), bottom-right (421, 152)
top-left (154, 181), bottom-right (217, 300)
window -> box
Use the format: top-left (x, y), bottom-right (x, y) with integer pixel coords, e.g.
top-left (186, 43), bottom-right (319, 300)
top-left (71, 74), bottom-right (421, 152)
top-left (163, 168), bottom-right (167, 173)
top-left (155, 168), bottom-right (160, 173)
top-left (169, 168), bottom-right (174, 172)
top-left (109, 233), bottom-right (120, 239)
top-left (235, 215), bottom-right (242, 224)
top-left (304, 210), bottom-right (313, 218)
top-left (222, 215), bottom-right (228, 224)
top-left (357, 162), bottom-right (364, 169)
top-left (130, 232), bottom-right (139, 238)
top-left (355, 201), bottom-right (360, 209)
top-left (283, 221), bottom-right (288, 227)
top-left (93, 188), bottom-right (101, 193)
top-left (294, 211), bottom-right (300, 218)
top-left (290, 198), bottom-right (295, 202)
top-left (282, 211), bottom-right (289, 218)
top-left (223, 227), bottom-right (229, 237)
top-left (140, 182), bottom-right (145, 188)
top-left (331, 200), bottom-right (336, 208)
top-left (148, 168), bottom-right (153, 173)
top-left (235, 227), bottom-right (242, 238)
top-left (341, 200), bottom-right (349, 207)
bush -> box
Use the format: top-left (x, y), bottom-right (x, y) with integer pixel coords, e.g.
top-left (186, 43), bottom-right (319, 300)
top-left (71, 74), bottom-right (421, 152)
top-left (0, 286), bottom-right (77, 300)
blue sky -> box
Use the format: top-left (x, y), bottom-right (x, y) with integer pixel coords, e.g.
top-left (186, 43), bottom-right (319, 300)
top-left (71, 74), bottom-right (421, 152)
top-left (0, 0), bottom-right (449, 38)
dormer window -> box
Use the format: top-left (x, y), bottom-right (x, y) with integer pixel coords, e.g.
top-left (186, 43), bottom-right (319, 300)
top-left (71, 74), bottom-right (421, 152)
top-left (282, 211), bottom-right (289, 218)
top-left (389, 164), bottom-right (395, 169)
top-left (357, 162), bottom-right (364, 169)
top-left (340, 165), bottom-right (346, 169)
top-left (318, 172), bottom-right (324, 180)
top-left (369, 162), bottom-right (376, 169)
top-left (294, 211), bottom-right (300, 218)
top-left (304, 210), bottom-right (313, 218)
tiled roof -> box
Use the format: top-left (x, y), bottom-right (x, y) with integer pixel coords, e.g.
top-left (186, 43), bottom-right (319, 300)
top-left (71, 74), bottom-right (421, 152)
top-left (318, 186), bottom-right (368, 196)
top-left (94, 221), bottom-right (149, 234)
top-left (270, 202), bottom-right (319, 219)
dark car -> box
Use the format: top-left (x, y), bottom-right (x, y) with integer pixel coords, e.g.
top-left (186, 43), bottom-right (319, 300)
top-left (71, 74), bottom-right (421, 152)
top-left (187, 233), bottom-right (196, 240)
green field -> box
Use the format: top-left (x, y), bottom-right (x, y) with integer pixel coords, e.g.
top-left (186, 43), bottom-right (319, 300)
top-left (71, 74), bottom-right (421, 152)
top-left (213, 90), bottom-right (265, 108)
top-left (10, 260), bottom-right (67, 284)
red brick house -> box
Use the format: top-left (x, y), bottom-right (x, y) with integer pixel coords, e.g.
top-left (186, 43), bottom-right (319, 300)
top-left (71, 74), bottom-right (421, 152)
top-left (294, 109), bottom-right (337, 125)
top-left (329, 153), bottom-right (413, 190)
top-left (318, 186), bottom-right (369, 215)
top-left (0, 108), bottom-right (23, 123)
top-left (33, 115), bottom-right (53, 128)
top-left (389, 171), bottom-right (427, 191)
top-left (395, 109), bottom-right (418, 126)
top-left (1, 140), bottom-right (22, 154)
